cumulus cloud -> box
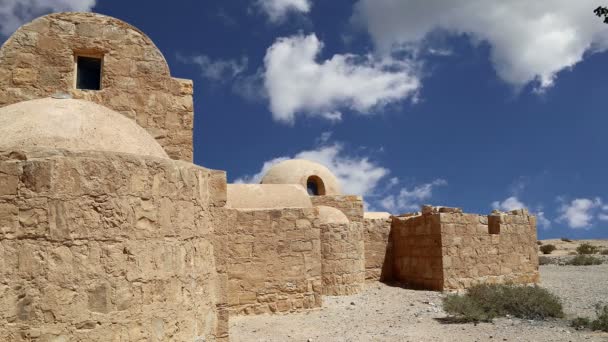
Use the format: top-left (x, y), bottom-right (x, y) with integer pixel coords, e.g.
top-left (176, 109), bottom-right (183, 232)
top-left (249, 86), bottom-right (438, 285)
top-left (558, 198), bottom-right (602, 229)
top-left (177, 54), bottom-right (248, 82)
top-left (263, 34), bottom-right (421, 124)
top-left (0, 0), bottom-right (96, 36)
top-left (353, 0), bottom-right (608, 90)
top-left (256, 0), bottom-right (311, 23)
top-left (492, 196), bottom-right (526, 212)
top-left (380, 179), bottom-right (447, 213)
top-left (600, 206), bottom-right (608, 221)
top-left (492, 196), bottom-right (551, 229)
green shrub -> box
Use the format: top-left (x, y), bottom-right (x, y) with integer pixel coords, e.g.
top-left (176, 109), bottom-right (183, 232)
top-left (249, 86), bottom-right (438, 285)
top-left (576, 243), bottom-right (599, 255)
top-left (540, 244), bottom-right (557, 255)
top-left (571, 317), bottom-right (591, 330)
top-left (561, 238), bottom-right (573, 242)
top-left (571, 305), bottom-right (608, 332)
top-left (566, 255), bottom-right (603, 266)
top-left (601, 249), bottom-right (608, 255)
top-left (443, 284), bottom-right (564, 323)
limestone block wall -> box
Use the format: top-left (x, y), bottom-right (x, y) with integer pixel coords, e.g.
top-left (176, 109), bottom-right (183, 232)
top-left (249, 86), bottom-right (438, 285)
top-left (319, 221), bottom-right (365, 296)
top-left (0, 12), bottom-right (194, 161)
top-left (391, 214), bottom-right (444, 290)
top-left (213, 208), bottom-right (323, 316)
top-left (363, 216), bottom-right (393, 282)
top-left (441, 210), bottom-right (540, 290)
top-left (311, 195), bottom-right (364, 223)
top-left (0, 149), bottom-right (227, 341)
top-left (390, 207), bottom-right (540, 291)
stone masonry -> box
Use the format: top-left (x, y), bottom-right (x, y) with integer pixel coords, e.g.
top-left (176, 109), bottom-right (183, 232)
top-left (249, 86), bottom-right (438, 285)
top-left (0, 13), bottom-right (194, 161)
top-left (363, 216), bottom-right (393, 282)
top-left (319, 220), bottom-right (365, 296)
top-left (213, 208), bottom-right (323, 316)
top-left (390, 206), bottom-right (540, 291)
top-left (0, 148), bottom-right (227, 341)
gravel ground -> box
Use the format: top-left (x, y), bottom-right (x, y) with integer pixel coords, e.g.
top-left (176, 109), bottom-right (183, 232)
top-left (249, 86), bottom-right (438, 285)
top-left (541, 264), bottom-right (608, 318)
top-left (230, 265), bottom-right (608, 342)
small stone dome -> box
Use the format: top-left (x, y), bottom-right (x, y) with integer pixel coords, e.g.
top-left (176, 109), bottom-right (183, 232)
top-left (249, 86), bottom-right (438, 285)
top-left (0, 98), bottom-right (168, 158)
top-left (316, 206), bottom-right (349, 225)
top-left (261, 159), bottom-right (341, 195)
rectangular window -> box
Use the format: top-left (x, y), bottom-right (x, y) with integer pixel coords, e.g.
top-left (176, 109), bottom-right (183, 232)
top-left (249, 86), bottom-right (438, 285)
top-left (76, 56), bottom-right (102, 90)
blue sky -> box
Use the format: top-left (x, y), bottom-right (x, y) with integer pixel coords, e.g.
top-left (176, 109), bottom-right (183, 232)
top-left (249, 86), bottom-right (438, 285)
top-left (1, 0), bottom-right (607, 239)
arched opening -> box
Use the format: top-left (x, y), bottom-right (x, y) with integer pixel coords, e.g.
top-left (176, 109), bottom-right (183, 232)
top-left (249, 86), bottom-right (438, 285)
top-left (306, 175), bottom-right (326, 196)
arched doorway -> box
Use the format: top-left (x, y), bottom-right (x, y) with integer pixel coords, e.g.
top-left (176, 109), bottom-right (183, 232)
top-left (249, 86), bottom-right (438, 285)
top-left (306, 175), bottom-right (326, 196)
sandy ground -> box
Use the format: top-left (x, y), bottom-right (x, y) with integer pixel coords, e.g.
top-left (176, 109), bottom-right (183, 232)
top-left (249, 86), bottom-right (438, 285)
top-left (230, 265), bottom-right (608, 342)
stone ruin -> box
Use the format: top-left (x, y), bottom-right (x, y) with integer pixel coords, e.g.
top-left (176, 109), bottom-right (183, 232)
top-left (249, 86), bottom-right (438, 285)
top-left (0, 12), bottom-right (539, 341)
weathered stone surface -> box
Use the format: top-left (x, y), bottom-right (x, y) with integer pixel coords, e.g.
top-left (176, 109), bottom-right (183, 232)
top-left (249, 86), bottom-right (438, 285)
top-left (0, 148), bottom-right (227, 341)
top-left (319, 219), bottom-right (365, 296)
top-left (363, 216), bottom-right (393, 282)
top-left (390, 208), bottom-right (539, 291)
top-left (213, 208), bottom-right (323, 316)
top-left (0, 13), bottom-right (194, 161)
top-left (311, 195), bottom-right (364, 223)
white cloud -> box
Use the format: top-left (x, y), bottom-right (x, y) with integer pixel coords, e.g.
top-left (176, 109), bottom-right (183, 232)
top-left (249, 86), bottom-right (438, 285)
top-left (234, 157), bottom-right (289, 184)
top-left (492, 196), bottom-right (526, 212)
top-left (380, 179), bottom-right (447, 213)
top-left (536, 210), bottom-right (551, 229)
top-left (256, 0), bottom-right (311, 23)
top-left (598, 205), bottom-right (608, 222)
top-left (353, 0), bottom-right (608, 91)
top-left (178, 54), bottom-right (248, 82)
top-left (263, 34), bottom-right (421, 124)
top-left (234, 142), bottom-right (389, 196)
top-left (0, 0), bottom-right (96, 36)
top-left (558, 198), bottom-right (602, 229)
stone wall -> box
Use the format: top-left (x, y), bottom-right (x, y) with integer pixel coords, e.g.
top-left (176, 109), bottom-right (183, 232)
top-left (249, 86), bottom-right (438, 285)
top-left (391, 214), bottom-right (444, 290)
top-left (0, 13), bottom-right (194, 161)
top-left (0, 148), bottom-right (227, 341)
top-left (319, 221), bottom-right (365, 296)
top-left (363, 216), bottom-right (393, 282)
top-left (311, 195), bottom-right (364, 223)
top-left (390, 207), bottom-right (539, 291)
top-left (441, 209), bottom-right (540, 289)
top-left (213, 208), bottom-right (323, 316)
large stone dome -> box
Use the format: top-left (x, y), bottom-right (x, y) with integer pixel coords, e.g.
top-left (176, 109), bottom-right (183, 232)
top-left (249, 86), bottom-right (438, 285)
top-left (261, 159), bottom-right (341, 195)
top-left (0, 97), bottom-right (169, 158)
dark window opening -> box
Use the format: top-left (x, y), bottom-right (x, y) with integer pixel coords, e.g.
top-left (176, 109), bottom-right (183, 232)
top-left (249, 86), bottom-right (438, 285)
top-left (76, 56), bottom-right (102, 90)
top-left (306, 176), bottom-right (326, 196)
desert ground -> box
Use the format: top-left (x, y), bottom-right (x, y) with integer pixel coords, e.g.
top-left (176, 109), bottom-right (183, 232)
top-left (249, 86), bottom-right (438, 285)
top-left (230, 240), bottom-right (608, 342)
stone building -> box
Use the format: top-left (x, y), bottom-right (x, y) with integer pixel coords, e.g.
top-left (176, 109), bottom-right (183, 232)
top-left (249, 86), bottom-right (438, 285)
top-left (0, 12), bottom-right (539, 341)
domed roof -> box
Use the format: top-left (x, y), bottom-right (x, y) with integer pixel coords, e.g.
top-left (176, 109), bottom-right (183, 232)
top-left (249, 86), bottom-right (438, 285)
top-left (226, 184), bottom-right (312, 209)
top-left (316, 206), bottom-right (349, 225)
top-left (0, 98), bottom-right (168, 159)
top-left (260, 159), bottom-right (341, 195)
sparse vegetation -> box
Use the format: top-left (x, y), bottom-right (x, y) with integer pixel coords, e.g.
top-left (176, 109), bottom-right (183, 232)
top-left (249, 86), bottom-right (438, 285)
top-left (443, 284), bottom-right (564, 323)
top-left (538, 256), bottom-right (552, 266)
top-left (561, 238), bottom-right (573, 243)
top-left (571, 304), bottom-right (608, 332)
top-left (540, 244), bottom-right (556, 255)
top-left (537, 240), bottom-right (543, 245)
top-left (576, 243), bottom-right (599, 255)
top-left (601, 249), bottom-right (608, 255)
top-left (566, 255), bottom-right (603, 266)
